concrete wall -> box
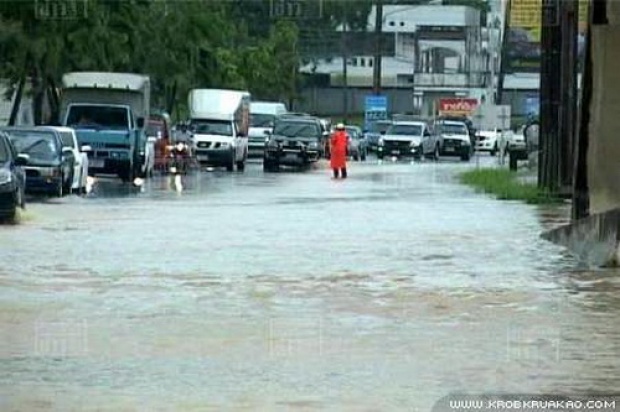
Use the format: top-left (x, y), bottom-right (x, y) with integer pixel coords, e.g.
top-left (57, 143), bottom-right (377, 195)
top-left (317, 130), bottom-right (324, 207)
top-left (295, 87), bottom-right (466, 117)
top-left (588, 2), bottom-right (620, 214)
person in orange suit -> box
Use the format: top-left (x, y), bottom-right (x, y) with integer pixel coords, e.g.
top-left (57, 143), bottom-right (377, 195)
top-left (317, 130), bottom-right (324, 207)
top-left (330, 123), bottom-right (348, 179)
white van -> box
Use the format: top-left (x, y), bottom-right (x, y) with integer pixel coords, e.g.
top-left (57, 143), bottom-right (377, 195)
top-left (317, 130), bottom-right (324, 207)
top-left (188, 89), bottom-right (251, 172)
top-left (248, 101), bottom-right (287, 157)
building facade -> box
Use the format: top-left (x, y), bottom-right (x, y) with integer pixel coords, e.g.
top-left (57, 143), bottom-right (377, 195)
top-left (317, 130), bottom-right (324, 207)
top-left (298, 5), bottom-right (489, 116)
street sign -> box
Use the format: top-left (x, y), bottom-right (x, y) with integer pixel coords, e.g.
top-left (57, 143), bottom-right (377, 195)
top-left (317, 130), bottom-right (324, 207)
top-left (364, 95), bottom-right (388, 129)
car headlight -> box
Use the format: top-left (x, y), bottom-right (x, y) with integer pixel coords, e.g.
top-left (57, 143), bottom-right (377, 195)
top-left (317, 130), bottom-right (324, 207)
top-left (220, 142), bottom-right (230, 148)
top-left (378, 137), bottom-right (384, 146)
top-left (308, 141), bottom-right (318, 149)
top-left (0, 170), bottom-right (12, 185)
top-left (267, 139), bottom-right (279, 148)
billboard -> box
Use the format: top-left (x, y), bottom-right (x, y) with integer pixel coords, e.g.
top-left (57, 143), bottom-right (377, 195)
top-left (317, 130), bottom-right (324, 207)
top-left (364, 95), bottom-right (388, 130)
top-left (437, 98), bottom-right (479, 117)
top-left (505, 0), bottom-right (588, 74)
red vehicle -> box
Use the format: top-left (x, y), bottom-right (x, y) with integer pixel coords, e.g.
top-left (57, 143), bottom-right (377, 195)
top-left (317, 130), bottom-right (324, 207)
top-left (147, 113), bottom-right (172, 172)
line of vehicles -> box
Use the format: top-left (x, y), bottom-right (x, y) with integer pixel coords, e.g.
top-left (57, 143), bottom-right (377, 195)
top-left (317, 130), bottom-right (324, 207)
top-left (0, 70), bottom-right (530, 221)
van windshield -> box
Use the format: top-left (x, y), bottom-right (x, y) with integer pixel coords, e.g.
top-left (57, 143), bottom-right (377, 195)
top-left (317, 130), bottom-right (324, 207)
top-left (191, 120), bottom-right (233, 136)
top-left (250, 114), bottom-right (275, 128)
top-left (67, 105), bottom-right (130, 129)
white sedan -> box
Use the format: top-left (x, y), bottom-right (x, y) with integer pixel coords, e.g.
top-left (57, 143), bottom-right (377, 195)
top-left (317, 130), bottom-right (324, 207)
top-left (47, 126), bottom-right (91, 194)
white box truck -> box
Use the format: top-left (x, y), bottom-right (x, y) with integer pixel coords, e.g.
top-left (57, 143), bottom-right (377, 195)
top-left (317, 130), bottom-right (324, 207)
top-left (188, 89), bottom-right (250, 172)
top-left (60, 72), bottom-right (151, 181)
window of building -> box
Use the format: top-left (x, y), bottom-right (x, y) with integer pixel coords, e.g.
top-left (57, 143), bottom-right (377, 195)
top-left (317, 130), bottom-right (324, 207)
top-left (360, 58), bottom-right (365, 67)
top-left (388, 21), bottom-right (395, 26)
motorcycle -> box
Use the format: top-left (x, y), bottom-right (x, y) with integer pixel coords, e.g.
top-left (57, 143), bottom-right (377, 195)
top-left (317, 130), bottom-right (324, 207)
top-left (168, 141), bottom-right (190, 192)
top-left (168, 141), bottom-right (190, 175)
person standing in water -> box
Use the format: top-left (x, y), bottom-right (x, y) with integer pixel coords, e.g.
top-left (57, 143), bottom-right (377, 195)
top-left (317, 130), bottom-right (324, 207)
top-left (330, 123), bottom-right (348, 179)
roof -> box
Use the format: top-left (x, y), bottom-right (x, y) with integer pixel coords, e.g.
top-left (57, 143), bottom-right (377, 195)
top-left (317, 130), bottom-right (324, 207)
top-left (189, 89), bottom-right (250, 117)
top-left (393, 120), bottom-right (426, 126)
top-left (62, 72), bottom-right (150, 91)
top-left (437, 120), bottom-right (468, 126)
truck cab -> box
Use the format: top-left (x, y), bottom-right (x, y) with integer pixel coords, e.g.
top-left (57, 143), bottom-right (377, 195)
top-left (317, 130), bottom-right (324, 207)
top-left (60, 72), bottom-right (150, 182)
top-left (64, 103), bottom-right (145, 181)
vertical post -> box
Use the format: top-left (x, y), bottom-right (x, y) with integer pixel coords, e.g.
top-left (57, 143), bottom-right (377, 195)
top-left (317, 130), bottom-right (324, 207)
top-left (496, 0), bottom-right (512, 105)
top-left (571, 14), bottom-right (591, 220)
top-left (342, 10), bottom-right (349, 122)
top-left (412, 27), bottom-right (418, 114)
top-left (558, 0), bottom-right (578, 195)
top-left (539, 0), bottom-right (561, 192)
top-left (373, 0), bottom-right (383, 94)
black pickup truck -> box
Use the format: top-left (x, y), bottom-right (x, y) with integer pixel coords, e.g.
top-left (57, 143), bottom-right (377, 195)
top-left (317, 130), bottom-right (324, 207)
top-left (263, 116), bottom-right (328, 172)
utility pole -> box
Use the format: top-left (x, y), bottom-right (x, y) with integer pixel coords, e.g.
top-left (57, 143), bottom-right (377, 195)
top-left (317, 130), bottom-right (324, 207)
top-left (539, 0), bottom-right (561, 192)
top-left (342, 9), bottom-right (349, 122)
top-left (372, 0), bottom-right (383, 94)
top-left (558, 0), bottom-right (578, 196)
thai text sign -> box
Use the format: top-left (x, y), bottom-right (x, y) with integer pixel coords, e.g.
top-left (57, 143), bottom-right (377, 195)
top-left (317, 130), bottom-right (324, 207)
top-left (438, 98), bottom-right (478, 117)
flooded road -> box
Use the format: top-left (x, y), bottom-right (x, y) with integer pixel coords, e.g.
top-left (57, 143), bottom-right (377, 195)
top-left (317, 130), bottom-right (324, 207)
top-left (1, 156), bottom-right (619, 411)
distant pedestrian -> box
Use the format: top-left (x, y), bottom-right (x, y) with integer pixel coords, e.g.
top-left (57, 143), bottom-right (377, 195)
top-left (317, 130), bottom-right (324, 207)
top-left (330, 123), bottom-right (348, 179)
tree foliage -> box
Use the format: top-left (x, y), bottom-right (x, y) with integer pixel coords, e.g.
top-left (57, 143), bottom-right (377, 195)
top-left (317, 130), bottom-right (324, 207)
top-left (0, 0), bottom-right (308, 120)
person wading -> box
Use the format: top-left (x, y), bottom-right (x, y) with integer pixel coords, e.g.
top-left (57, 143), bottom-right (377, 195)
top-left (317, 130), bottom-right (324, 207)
top-left (330, 123), bottom-right (348, 179)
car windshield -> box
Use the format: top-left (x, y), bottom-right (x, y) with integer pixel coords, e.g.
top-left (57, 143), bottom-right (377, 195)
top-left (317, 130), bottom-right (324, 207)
top-left (8, 131), bottom-right (58, 163)
top-left (345, 127), bottom-right (361, 138)
top-left (440, 124), bottom-right (468, 135)
top-left (387, 124), bottom-right (423, 136)
top-left (370, 121), bottom-right (391, 133)
top-left (67, 105), bottom-right (130, 129)
top-left (273, 121), bottom-right (320, 138)
top-left (191, 120), bottom-right (233, 136)
top-left (250, 114), bottom-right (275, 127)
top-left (0, 139), bottom-right (8, 162)
top-left (59, 131), bottom-right (76, 148)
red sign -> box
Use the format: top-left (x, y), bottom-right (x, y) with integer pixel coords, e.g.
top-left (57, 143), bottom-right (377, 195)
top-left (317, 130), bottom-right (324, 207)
top-left (437, 98), bottom-right (478, 116)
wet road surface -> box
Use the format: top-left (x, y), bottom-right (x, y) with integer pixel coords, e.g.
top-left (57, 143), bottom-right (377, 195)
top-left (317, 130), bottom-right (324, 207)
top-left (1, 155), bottom-right (620, 411)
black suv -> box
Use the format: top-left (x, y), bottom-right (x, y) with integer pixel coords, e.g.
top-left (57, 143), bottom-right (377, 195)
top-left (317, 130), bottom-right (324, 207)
top-left (0, 131), bottom-right (27, 221)
top-left (263, 116), bottom-right (327, 171)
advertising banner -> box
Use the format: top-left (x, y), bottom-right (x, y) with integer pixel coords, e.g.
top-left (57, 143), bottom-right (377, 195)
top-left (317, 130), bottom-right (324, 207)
top-left (505, 0), bottom-right (588, 74)
top-left (437, 98), bottom-right (478, 117)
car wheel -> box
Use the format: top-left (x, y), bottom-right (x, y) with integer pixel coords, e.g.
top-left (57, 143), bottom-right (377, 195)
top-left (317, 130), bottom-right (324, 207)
top-left (461, 153), bottom-right (471, 161)
top-left (263, 159), bottom-right (278, 172)
top-left (4, 204), bottom-right (17, 223)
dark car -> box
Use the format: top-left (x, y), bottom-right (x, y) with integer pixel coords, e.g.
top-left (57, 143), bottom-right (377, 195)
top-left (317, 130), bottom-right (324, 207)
top-left (365, 120), bottom-right (392, 152)
top-left (2, 127), bottom-right (75, 197)
top-left (263, 116), bottom-right (327, 172)
top-left (0, 131), bottom-right (28, 221)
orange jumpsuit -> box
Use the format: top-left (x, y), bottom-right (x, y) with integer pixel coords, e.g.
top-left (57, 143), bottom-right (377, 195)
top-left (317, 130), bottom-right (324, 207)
top-left (330, 130), bottom-right (348, 178)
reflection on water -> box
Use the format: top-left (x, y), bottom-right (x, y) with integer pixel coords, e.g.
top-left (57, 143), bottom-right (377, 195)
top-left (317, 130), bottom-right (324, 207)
top-left (1, 160), bottom-right (619, 411)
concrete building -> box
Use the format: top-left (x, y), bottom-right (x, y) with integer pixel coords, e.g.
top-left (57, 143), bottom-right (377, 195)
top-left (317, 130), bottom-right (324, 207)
top-left (298, 5), bottom-right (489, 116)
